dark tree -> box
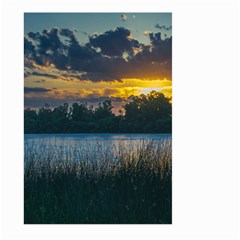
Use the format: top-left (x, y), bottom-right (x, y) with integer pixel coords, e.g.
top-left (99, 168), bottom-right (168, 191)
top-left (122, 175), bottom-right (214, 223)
top-left (124, 91), bottom-right (172, 133)
top-left (24, 92), bottom-right (172, 134)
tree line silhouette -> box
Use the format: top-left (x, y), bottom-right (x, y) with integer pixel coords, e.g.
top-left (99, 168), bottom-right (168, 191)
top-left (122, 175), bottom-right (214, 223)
top-left (24, 91), bottom-right (172, 134)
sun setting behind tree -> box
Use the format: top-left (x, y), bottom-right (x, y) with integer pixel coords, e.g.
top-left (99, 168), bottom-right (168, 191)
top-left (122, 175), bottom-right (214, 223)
top-left (24, 13), bottom-right (172, 111)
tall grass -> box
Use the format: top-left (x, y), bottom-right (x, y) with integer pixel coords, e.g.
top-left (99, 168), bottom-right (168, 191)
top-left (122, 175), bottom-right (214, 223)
top-left (24, 139), bottom-right (172, 224)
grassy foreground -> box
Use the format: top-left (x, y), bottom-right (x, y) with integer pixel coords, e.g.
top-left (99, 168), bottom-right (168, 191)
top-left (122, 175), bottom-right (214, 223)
top-left (24, 139), bottom-right (172, 224)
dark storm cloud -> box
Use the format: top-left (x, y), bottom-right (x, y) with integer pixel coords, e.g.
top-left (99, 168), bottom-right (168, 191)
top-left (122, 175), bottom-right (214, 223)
top-left (155, 24), bottom-right (172, 31)
top-left (25, 28), bottom-right (69, 69)
top-left (79, 72), bottom-right (122, 82)
top-left (89, 27), bottom-right (140, 57)
top-left (34, 28), bottom-right (63, 53)
top-left (24, 87), bottom-right (52, 93)
top-left (25, 27), bottom-right (172, 81)
top-left (144, 32), bottom-right (172, 63)
top-left (30, 28), bottom-right (99, 71)
top-left (24, 37), bottom-right (35, 54)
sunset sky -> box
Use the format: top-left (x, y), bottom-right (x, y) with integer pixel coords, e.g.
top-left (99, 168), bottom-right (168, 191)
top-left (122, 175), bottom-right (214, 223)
top-left (24, 13), bottom-right (172, 113)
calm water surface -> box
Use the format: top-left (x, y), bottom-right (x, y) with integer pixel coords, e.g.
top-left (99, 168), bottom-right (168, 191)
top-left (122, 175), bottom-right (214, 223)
top-left (24, 134), bottom-right (172, 163)
top-left (25, 133), bottom-right (171, 149)
top-left (25, 133), bottom-right (171, 142)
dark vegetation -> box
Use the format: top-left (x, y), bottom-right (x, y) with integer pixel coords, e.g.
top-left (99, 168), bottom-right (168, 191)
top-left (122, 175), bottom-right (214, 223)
top-left (24, 91), bottom-right (172, 134)
top-left (24, 91), bottom-right (172, 224)
top-left (24, 139), bottom-right (172, 224)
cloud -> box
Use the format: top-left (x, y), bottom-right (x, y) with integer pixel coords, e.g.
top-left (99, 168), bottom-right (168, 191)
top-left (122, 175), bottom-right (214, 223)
top-left (24, 87), bottom-right (125, 109)
top-left (26, 28), bottom-right (71, 69)
top-left (25, 27), bottom-right (172, 82)
top-left (78, 72), bottom-right (122, 82)
top-left (24, 87), bottom-right (52, 93)
top-left (89, 27), bottom-right (140, 57)
top-left (77, 96), bottom-right (123, 103)
top-left (155, 24), bottom-right (172, 31)
top-left (24, 37), bottom-right (35, 55)
top-left (24, 96), bottom-right (68, 108)
top-left (144, 31), bottom-right (153, 35)
top-left (120, 14), bottom-right (127, 21)
top-left (34, 79), bottom-right (46, 83)
top-left (31, 71), bottom-right (59, 79)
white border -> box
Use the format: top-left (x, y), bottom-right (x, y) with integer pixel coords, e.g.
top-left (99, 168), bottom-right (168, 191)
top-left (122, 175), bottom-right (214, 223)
top-left (1, 0), bottom-right (239, 239)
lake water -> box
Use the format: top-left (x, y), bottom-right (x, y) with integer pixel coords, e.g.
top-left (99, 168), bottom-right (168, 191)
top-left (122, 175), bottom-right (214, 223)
top-left (24, 134), bottom-right (172, 164)
top-left (25, 133), bottom-right (171, 143)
